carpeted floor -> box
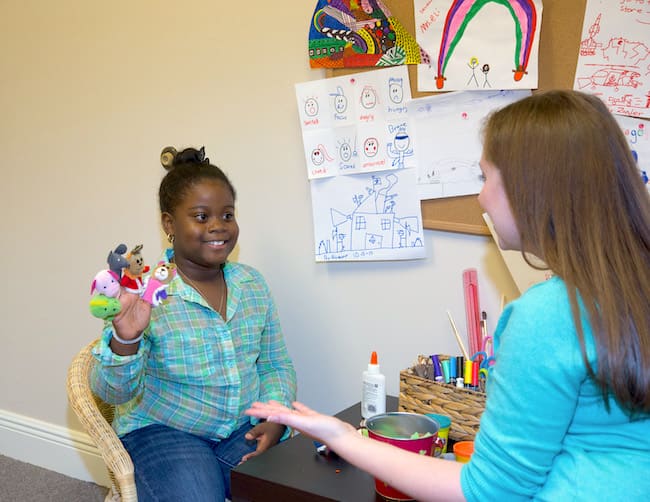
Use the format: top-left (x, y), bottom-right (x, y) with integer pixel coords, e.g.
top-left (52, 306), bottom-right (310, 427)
top-left (0, 454), bottom-right (108, 501)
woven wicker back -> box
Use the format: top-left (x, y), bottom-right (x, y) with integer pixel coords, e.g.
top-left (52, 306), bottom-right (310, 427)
top-left (67, 340), bottom-right (137, 501)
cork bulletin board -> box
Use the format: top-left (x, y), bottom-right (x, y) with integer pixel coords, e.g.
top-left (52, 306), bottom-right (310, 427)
top-left (326, 0), bottom-right (587, 235)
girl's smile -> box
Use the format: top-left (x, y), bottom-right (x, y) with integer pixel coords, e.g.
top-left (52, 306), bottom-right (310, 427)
top-left (162, 178), bottom-right (239, 276)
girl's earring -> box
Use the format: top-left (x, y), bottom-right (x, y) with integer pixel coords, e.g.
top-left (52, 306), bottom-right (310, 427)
top-left (167, 233), bottom-right (175, 244)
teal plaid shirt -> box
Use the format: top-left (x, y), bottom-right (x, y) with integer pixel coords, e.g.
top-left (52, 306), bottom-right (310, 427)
top-left (91, 253), bottom-right (297, 441)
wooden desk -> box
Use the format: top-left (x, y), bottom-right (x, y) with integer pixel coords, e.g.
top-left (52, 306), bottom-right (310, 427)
top-left (231, 396), bottom-right (398, 502)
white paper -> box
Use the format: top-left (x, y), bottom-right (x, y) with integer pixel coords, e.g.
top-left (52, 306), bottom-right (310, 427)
top-left (573, 0), bottom-right (650, 118)
top-left (311, 168), bottom-right (426, 262)
top-left (296, 66), bottom-right (416, 179)
top-left (414, 0), bottom-right (543, 92)
top-left (410, 89), bottom-right (531, 200)
top-left (615, 114), bottom-right (650, 193)
top-left (296, 67), bottom-right (426, 262)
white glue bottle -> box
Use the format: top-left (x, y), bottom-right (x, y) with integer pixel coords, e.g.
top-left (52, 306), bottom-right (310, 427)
top-left (361, 351), bottom-right (386, 419)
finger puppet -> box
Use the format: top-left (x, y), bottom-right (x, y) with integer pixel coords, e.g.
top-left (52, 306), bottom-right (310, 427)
top-left (141, 262), bottom-right (177, 307)
top-left (120, 244), bottom-right (150, 294)
top-left (91, 269), bottom-right (121, 298)
top-left (107, 243), bottom-right (129, 278)
top-left (89, 294), bottom-right (121, 320)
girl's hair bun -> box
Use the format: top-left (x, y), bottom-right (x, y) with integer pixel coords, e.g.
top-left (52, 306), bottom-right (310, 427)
top-left (160, 146), bottom-right (209, 171)
top-left (160, 146), bottom-right (177, 170)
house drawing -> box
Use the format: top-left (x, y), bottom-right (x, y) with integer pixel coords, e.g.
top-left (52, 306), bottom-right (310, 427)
top-left (316, 173), bottom-right (423, 259)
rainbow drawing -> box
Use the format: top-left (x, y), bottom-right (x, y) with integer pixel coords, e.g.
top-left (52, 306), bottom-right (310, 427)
top-left (435, 0), bottom-right (537, 89)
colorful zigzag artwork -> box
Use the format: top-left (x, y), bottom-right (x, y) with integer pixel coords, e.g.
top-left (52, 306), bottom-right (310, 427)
top-left (308, 0), bottom-right (431, 69)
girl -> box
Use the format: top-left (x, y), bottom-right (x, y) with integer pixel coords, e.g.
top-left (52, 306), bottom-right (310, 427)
top-left (247, 90), bottom-right (650, 501)
top-left (91, 147), bottom-right (297, 502)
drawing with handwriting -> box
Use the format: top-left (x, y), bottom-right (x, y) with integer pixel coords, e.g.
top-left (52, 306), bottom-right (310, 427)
top-left (315, 171), bottom-right (423, 260)
top-left (574, 5), bottom-right (650, 118)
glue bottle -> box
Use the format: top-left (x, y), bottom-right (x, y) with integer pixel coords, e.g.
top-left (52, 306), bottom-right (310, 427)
top-left (361, 351), bottom-right (386, 419)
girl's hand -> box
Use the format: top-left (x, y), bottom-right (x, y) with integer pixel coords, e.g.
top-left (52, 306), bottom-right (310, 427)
top-left (240, 421), bottom-right (286, 463)
top-left (110, 291), bottom-right (152, 354)
top-left (245, 401), bottom-right (356, 448)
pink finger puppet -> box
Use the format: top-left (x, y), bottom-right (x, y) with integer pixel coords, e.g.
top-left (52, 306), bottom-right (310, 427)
top-left (90, 269), bottom-right (121, 298)
top-left (141, 262), bottom-right (177, 307)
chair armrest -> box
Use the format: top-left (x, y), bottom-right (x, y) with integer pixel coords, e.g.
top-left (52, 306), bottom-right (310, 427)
top-left (67, 339), bottom-right (136, 502)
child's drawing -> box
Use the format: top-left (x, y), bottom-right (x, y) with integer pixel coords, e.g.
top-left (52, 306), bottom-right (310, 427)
top-left (311, 169), bottom-right (425, 262)
top-left (330, 86), bottom-right (349, 114)
top-left (387, 125), bottom-right (414, 168)
top-left (615, 114), bottom-right (650, 194)
top-left (411, 89), bottom-right (530, 200)
top-left (308, 0), bottom-right (431, 69)
top-left (574, 1), bottom-right (650, 118)
top-left (296, 66), bottom-right (425, 262)
top-left (415, 0), bottom-right (542, 92)
top-left (296, 66), bottom-right (415, 180)
top-left (388, 77), bottom-right (405, 104)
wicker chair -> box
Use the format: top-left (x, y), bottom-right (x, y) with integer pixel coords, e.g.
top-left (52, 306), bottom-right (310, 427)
top-left (67, 339), bottom-right (137, 502)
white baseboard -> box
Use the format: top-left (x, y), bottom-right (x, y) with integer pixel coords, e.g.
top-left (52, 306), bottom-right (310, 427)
top-left (0, 409), bottom-right (110, 487)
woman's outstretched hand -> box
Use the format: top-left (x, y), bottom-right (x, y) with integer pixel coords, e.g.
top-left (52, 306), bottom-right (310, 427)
top-left (245, 400), bottom-right (356, 448)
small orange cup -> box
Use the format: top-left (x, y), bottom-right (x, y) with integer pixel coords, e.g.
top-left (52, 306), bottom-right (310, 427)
top-left (453, 440), bottom-right (474, 463)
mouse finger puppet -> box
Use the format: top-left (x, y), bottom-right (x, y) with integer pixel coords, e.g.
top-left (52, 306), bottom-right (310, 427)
top-left (141, 262), bottom-right (177, 307)
top-left (107, 243), bottom-right (129, 279)
top-left (120, 244), bottom-right (150, 294)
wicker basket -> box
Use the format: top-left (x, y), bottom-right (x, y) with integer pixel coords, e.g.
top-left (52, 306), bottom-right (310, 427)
top-left (398, 369), bottom-right (486, 442)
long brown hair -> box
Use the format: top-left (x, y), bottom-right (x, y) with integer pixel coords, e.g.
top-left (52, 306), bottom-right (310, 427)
top-left (483, 90), bottom-right (650, 413)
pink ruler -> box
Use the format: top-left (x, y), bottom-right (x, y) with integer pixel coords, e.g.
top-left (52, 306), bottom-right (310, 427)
top-left (463, 268), bottom-right (481, 357)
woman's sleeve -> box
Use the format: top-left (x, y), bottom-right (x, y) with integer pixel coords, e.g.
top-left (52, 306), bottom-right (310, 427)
top-left (461, 283), bottom-right (585, 500)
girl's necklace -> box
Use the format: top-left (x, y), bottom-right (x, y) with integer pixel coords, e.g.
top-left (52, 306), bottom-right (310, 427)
top-left (175, 264), bottom-right (226, 315)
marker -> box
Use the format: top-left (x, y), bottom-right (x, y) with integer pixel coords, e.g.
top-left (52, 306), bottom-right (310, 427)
top-left (449, 356), bottom-right (457, 385)
top-left (464, 359), bottom-right (474, 388)
top-left (440, 359), bottom-right (450, 383)
top-left (431, 355), bottom-right (443, 382)
top-left (472, 361), bottom-right (479, 390)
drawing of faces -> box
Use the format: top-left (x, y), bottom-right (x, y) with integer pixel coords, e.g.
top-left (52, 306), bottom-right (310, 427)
top-left (360, 86), bottom-right (378, 109)
top-left (388, 78), bottom-right (404, 104)
top-left (311, 144), bottom-right (333, 166)
top-left (304, 97), bottom-right (319, 117)
top-left (339, 139), bottom-right (353, 162)
top-left (331, 86), bottom-right (348, 113)
top-left (363, 137), bottom-right (379, 157)
top-left (394, 131), bottom-right (410, 152)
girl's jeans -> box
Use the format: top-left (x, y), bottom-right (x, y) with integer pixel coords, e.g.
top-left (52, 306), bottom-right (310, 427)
top-left (121, 422), bottom-right (256, 502)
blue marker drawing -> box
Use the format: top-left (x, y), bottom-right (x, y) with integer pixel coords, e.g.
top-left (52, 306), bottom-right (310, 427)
top-left (313, 171), bottom-right (425, 262)
top-left (387, 126), bottom-right (414, 168)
